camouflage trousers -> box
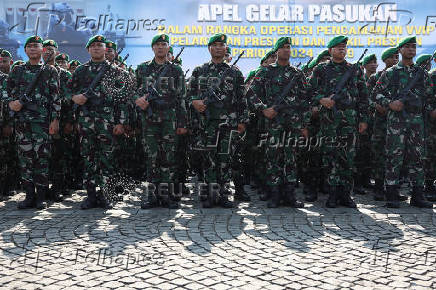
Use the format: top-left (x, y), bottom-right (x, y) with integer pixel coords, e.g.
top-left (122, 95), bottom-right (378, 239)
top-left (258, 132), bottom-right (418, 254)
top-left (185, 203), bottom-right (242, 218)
top-left (424, 122), bottom-right (436, 182)
top-left (0, 136), bottom-right (8, 189)
top-left (385, 112), bottom-right (425, 187)
top-left (113, 135), bottom-right (137, 177)
top-left (175, 134), bottom-right (190, 184)
top-left (371, 115), bottom-right (387, 182)
top-left (79, 120), bottom-right (115, 188)
top-left (319, 124), bottom-right (356, 192)
top-left (263, 122), bottom-right (298, 187)
top-left (197, 120), bottom-right (240, 185)
top-left (16, 122), bottom-right (51, 187)
top-left (143, 120), bottom-right (177, 184)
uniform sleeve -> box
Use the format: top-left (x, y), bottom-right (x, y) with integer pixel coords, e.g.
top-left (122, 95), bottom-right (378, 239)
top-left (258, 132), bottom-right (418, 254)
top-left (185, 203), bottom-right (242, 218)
top-left (70, 65), bottom-right (84, 95)
top-left (133, 64), bottom-right (145, 101)
top-left (48, 67), bottom-right (61, 120)
top-left (372, 70), bottom-right (393, 108)
top-left (355, 67), bottom-right (369, 124)
top-left (308, 64), bottom-right (326, 105)
top-left (187, 66), bottom-right (202, 105)
top-left (245, 68), bottom-right (268, 114)
top-left (233, 69), bottom-right (249, 124)
top-left (60, 70), bottom-right (74, 123)
top-left (5, 66), bottom-right (20, 102)
top-left (174, 65), bottom-right (187, 128)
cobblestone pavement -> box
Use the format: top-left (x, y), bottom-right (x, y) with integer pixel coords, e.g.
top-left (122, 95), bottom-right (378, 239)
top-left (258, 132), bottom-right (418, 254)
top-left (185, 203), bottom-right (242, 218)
top-left (1, 183), bottom-right (436, 289)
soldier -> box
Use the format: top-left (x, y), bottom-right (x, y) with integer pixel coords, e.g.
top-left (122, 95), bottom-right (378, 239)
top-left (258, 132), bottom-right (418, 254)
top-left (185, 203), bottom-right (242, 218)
top-left (353, 53), bottom-right (378, 195)
top-left (0, 49), bottom-right (13, 74)
top-left (55, 53), bottom-right (70, 71)
top-left (246, 37), bottom-right (308, 208)
top-left (417, 53), bottom-right (436, 201)
top-left (0, 59), bottom-right (11, 199)
top-left (70, 35), bottom-right (128, 209)
top-left (298, 49), bottom-right (330, 202)
top-left (68, 60), bottom-right (81, 74)
top-left (134, 34), bottom-right (187, 209)
top-left (367, 47), bottom-right (403, 201)
top-left (42, 39), bottom-right (73, 202)
top-left (372, 36), bottom-right (434, 208)
top-left (105, 40), bottom-right (117, 62)
top-left (308, 35), bottom-right (369, 208)
top-left (188, 33), bottom-right (248, 208)
top-left (6, 35), bottom-right (61, 209)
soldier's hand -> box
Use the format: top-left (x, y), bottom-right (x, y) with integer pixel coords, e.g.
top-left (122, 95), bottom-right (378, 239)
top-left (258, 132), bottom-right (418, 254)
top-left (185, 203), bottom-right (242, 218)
top-left (9, 100), bottom-right (22, 112)
top-left (72, 94), bottom-right (87, 105)
top-left (176, 128), bottom-right (188, 135)
top-left (113, 124), bottom-right (125, 136)
top-left (389, 100), bottom-right (404, 112)
top-left (135, 96), bottom-right (149, 110)
top-left (63, 122), bottom-right (73, 135)
top-left (2, 125), bottom-right (13, 137)
top-left (301, 128), bottom-right (309, 139)
top-left (237, 123), bottom-right (246, 134)
top-left (430, 109), bottom-right (436, 120)
top-left (375, 104), bottom-right (387, 115)
top-left (193, 100), bottom-right (206, 113)
top-left (359, 122), bottom-right (368, 134)
top-left (320, 97), bottom-right (335, 109)
top-left (49, 119), bottom-right (59, 135)
top-left (263, 107), bottom-right (278, 119)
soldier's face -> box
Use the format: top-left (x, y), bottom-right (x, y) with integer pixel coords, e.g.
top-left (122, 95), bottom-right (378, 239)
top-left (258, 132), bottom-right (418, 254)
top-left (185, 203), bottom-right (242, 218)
top-left (105, 48), bottom-right (115, 61)
top-left (384, 53), bottom-right (399, 67)
top-left (277, 44), bottom-right (291, 61)
top-left (88, 42), bottom-right (106, 60)
top-left (208, 42), bottom-right (226, 59)
top-left (400, 43), bottom-right (416, 59)
top-left (152, 42), bottom-right (169, 59)
top-left (329, 43), bottom-right (347, 60)
top-left (25, 43), bottom-right (43, 60)
top-left (69, 65), bottom-right (77, 73)
top-left (0, 57), bottom-right (11, 74)
top-left (42, 46), bottom-right (57, 62)
top-left (57, 60), bottom-right (69, 70)
top-left (364, 60), bottom-right (378, 74)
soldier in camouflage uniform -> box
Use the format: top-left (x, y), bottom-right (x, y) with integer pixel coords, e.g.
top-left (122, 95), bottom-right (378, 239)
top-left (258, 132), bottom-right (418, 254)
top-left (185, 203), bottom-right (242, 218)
top-left (298, 49), bottom-right (330, 202)
top-left (416, 53), bottom-right (436, 202)
top-left (353, 54), bottom-right (378, 195)
top-left (372, 36), bottom-right (434, 208)
top-left (367, 47), bottom-right (404, 201)
top-left (134, 34), bottom-right (187, 209)
top-left (308, 35), bottom-right (369, 208)
top-left (55, 53), bottom-right (69, 71)
top-left (70, 35), bottom-right (129, 209)
top-left (68, 60), bottom-right (81, 74)
top-left (246, 37), bottom-right (307, 208)
top-left (6, 36), bottom-right (61, 209)
top-left (43, 40), bottom-right (73, 202)
top-left (188, 33), bottom-right (248, 208)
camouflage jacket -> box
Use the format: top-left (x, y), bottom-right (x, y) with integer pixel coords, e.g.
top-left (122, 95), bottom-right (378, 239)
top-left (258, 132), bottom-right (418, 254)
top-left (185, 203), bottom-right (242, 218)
top-left (70, 60), bottom-right (128, 125)
top-left (188, 60), bottom-right (248, 128)
top-left (55, 65), bottom-right (73, 123)
top-left (246, 62), bottom-right (309, 130)
top-left (372, 61), bottom-right (435, 115)
top-left (134, 58), bottom-right (187, 127)
top-left (5, 61), bottom-right (60, 123)
top-left (309, 59), bottom-right (369, 125)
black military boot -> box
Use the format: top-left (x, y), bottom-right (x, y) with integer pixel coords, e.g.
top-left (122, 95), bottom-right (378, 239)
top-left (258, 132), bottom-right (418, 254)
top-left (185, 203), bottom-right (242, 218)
top-left (304, 183), bottom-right (318, 202)
top-left (325, 186), bottom-right (338, 208)
top-left (385, 185), bottom-right (400, 208)
top-left (35, 186), bottom-right (48, 210)
top-left (201, 184), bottom-right (214, 208)
top-left (425, 180), bottom-right (436, 202)
top-left (337, 186), bottom-right (357, 208)
top-left (410, 186), bottom-right (433, 208)
top-left (17, 182), bottom-right (36, 209)
top-left (283, 184), bottom-right (304, 208)
top-left (267, 186), bottom-right (281, 208)
top-left (80, 184), bottom-right (98, 209)
top-left (234, 182), bottom-right (251, 202)
top-left (218, 184), bottom-right (233, 208)
top-left (141, 184), bottom-right (159, 209)
top-left (373, 179), bottom-right (385, 201)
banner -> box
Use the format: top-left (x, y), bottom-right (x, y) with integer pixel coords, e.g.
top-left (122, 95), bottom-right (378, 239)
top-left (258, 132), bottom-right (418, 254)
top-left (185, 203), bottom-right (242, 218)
top-left (1, 0), bottom-right (435, 76)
